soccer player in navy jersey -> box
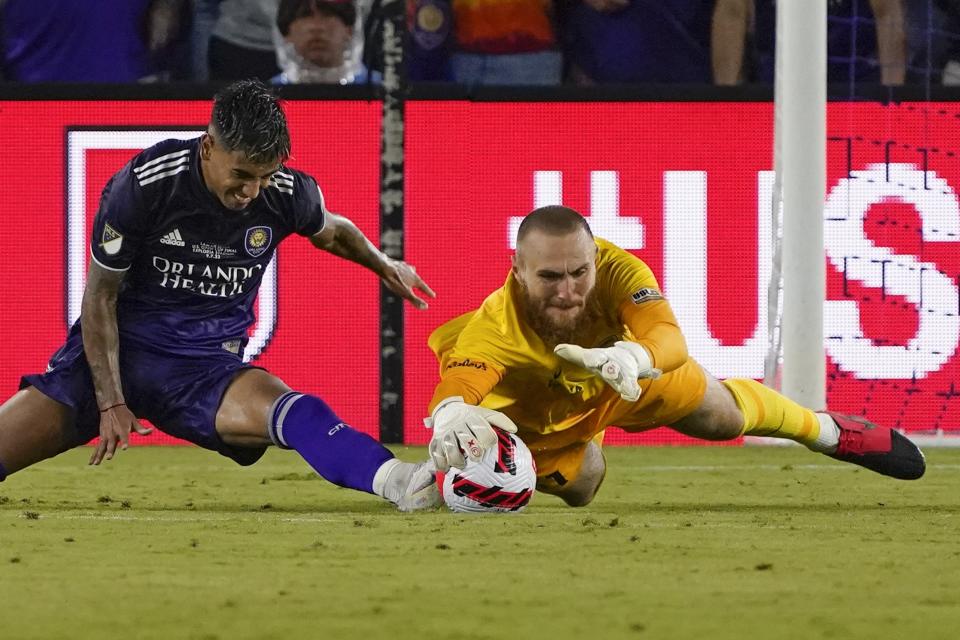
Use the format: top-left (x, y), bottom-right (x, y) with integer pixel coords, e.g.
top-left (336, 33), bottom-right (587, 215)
top-left (0, 79), bottom-right (440, 511)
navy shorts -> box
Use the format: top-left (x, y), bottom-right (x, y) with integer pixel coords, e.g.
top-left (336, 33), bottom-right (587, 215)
top-left (21, 327), bottom-right (267, 466)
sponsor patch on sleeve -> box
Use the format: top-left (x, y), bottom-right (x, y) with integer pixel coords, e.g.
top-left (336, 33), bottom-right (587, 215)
top-left (630, 287), bottom-right (663, 304)
top-left (101, 222), bottom-right (124, 256)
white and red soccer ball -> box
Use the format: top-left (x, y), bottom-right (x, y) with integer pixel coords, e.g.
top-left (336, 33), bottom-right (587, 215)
top-left (437, 429), bottom-right (537, 513)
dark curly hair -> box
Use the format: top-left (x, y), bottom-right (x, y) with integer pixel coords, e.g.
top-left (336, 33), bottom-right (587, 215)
top-left (210, 79), bottom-right (291, 164)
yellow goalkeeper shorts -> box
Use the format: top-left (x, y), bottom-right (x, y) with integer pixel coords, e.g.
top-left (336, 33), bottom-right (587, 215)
top-left (527, 358), bottom-right (707, 494)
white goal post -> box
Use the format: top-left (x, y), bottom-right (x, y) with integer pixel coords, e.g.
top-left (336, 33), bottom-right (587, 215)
top-left (760, 1), bottom-right (960, 447)
top-left (764, 0), bottom-right (826, 409)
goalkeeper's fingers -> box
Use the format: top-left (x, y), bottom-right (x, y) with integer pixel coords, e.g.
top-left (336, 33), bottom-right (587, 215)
top-left (554, 343), bottom-right (588, 368)
top-left (455, 430), bottom-right (488, 463)
top-left (429, 434), bottom-right (465, 472)
top-left (618, 380), bottom-right (642, 403)
top-left (598, 362), bottom-right (641, 402)
top-left (479, 409), bottom-right (519, 434)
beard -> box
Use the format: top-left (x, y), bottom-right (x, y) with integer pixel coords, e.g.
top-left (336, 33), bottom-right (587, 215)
top-left (519, 287), bottom-right (603, 349)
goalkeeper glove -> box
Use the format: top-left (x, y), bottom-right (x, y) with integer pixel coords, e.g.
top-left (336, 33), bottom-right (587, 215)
top-left (553, 341), bottom-right (661, 402)
top-left (424, 396), bottom-right (519, 472)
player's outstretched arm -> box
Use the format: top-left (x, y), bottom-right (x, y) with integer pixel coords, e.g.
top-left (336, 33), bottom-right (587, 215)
top-left (310, 212), bottom-right (436, 309)
top-left (81, 261), bottom-right (153, 465)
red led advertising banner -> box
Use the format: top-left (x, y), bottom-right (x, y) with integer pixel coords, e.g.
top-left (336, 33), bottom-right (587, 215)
top-left (404, 101), bottom-right (960, 445)
top-left (2, 100), bottom-right (959, 449)
top-left (0, 100), bottom-right (383, 444)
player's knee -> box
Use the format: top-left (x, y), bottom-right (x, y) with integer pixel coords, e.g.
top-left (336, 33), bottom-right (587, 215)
top-left (671, 378), bottom-right (745, 441)
top-left (556, 468), bottom-right (604, 507)
top-left (537, 476), bottom-right (600, 507)
top-left (547, 442), bottom-right (606, 507)
top-left (697, 415), bottom-right (743, 440)
top-left (559, 486), bottom-right (598, 507)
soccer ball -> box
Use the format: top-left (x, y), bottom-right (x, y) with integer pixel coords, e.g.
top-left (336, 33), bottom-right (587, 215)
top-left (439, 429), bottom-right (537, 513)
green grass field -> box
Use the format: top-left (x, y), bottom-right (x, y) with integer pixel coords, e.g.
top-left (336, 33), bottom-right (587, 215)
top-left (1, 445), bottom-right (958, 640)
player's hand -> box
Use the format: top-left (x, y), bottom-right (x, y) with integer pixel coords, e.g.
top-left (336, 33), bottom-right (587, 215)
top-left (424, 396), bottom-right (518, 472)
top-left (554, 341), bottom-right (661, 402)
top-left (89, 403), bottom-right (153, 465)
top-left (380, 258), bottom-right (436, 310)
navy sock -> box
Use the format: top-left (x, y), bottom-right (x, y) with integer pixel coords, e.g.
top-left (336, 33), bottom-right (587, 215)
top-left (0, 461), bottom-right (7, 482)
top-left (267, 392), bottom-right (393, 494)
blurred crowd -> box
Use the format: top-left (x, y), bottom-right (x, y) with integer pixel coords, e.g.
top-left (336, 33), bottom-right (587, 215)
top-left (1, 0), bottom-right (959, 86)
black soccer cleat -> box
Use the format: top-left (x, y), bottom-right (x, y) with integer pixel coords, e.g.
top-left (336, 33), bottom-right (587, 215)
top-left (824, 411), bottom-right (925, 480)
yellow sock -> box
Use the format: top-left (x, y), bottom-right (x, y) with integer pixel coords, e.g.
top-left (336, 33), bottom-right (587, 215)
top-left (722, 378), bottom-right (821, 447)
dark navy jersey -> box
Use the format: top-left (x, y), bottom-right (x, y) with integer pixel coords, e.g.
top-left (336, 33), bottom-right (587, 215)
top-left (88, 137), bottom-right (327, 356)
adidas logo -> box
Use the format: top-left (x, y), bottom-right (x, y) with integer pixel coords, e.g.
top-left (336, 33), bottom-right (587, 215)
top-left (160, 228), bottom-right (185, 247)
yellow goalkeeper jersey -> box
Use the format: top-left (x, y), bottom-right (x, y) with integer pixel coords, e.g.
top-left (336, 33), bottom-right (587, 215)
top-left (428, 237), bottom-right (689, 435)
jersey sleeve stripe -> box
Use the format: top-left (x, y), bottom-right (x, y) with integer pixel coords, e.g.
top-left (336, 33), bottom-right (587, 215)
top-left (268, 180), bottom-right (294, 194)
top-left (135, 157), bottom-right (190, 181)
top-left (133, 149), bottom-right (191, 174)
top-left (138, 164), bottom-right (190, 186)
top-left (90, 248), bottom-right (131, 272)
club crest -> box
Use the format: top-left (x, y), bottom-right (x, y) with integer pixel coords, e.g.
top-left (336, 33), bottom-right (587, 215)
top-left (245, 226), bottom-right (272, 258)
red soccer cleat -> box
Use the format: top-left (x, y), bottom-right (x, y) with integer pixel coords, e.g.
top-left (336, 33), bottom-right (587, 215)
top-left (824, 411), bottom-right (925, 480)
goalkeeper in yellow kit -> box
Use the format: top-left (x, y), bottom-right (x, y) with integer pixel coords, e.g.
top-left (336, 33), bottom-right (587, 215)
top-left (424, 206), bottom-right (925, 506)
